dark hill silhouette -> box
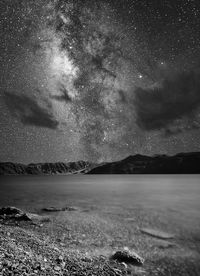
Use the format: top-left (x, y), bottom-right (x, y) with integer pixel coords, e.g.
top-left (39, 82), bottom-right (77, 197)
top-left (0, 161), bottom-right (93, 175)
top-left (87, 152), bottom-right (200, 174)
top-left (0, 152), bottom-right (200, 175)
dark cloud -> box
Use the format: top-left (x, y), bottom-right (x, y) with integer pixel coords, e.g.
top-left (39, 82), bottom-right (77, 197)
top-left (3, 92), bottom-right (59, 129)
top-left (134, 70), bottom-right (200, 133)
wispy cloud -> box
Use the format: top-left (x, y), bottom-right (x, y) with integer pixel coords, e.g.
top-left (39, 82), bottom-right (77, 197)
top-left (134, 70), bottom-right (200, 134)
top-left (3, 92), bottom-right (59, 129)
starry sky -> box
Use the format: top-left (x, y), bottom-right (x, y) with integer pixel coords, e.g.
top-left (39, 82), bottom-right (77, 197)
top-left (0, 0), bottom-right (200, 164)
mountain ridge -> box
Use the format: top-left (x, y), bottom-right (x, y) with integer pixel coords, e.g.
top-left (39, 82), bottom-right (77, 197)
top-left (87, 152), bottom-right (200, 174)
top-left (0, 161), bottom-right (94, 175)
top-left (0, 152), bottom-right (200, 175)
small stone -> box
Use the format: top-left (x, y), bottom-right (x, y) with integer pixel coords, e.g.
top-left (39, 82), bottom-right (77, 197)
top-left (81, 257), bottom-right (92, 262)
top-left (156, 241), bottom-right (176, 249)
top-left (42, 206), bottom-right (78, 212)
top-left (63, 206), bottom-right (79, 211)
top-left (121, 262), bottom-right (128, 269)
top-left (36, 263), bottom-right (41, 270)
top-left (54, 266), bottom-right (61, 271)
top-left (114, 268), bottom-right (122, 273)
top-left (56, 256), bottom-right (63, 264)
top-left (42, 207), bottom-right (63, 212)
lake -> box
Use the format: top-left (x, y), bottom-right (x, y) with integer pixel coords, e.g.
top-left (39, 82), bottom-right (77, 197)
top-left (0, 175), bottom-right (200, 232)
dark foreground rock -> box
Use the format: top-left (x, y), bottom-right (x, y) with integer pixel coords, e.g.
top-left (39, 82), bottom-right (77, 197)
top-left (0, 206), bottom-right (50, 225)
top-left (111, 249), bottom-right (144, 266)
top-left (0, 206), bottom-right (31, 221)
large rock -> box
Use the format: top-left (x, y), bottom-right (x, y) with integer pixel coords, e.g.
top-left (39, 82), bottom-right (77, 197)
top-left (0, 206), bottom-right (49, 224)
top-left (0, 207), bottom-right (31, 221)
top-left (111, 249), bottom-right (144, 266)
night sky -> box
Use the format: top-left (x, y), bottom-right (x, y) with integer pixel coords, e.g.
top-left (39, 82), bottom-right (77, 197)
top-left (0, 0), bottom-right (200, 164)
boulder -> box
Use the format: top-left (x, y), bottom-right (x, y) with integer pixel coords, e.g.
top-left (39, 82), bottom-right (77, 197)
top-left (0, 206), bottom-right (31, 221)
top-left (0, 206), bottom-right (48, 223)
top-left (0, 206), bottom-right (22, 216)
top-left (111, 249), bottom-right (144, 266)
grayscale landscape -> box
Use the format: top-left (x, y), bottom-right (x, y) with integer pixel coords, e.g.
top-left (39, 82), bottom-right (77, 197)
top-left (1, 0), bottom-right (200, 275)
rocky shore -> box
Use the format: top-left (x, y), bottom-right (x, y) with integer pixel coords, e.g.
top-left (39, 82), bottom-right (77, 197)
top-left (0, 207), bottom-right (144, 276)
top-left (1, 206), bottom-right (200, 276)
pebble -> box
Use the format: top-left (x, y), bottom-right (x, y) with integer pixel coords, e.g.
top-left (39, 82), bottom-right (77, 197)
top-left (54, 265), bottom-right (61, 271)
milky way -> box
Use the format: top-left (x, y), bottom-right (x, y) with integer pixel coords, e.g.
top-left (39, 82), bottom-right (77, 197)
top-left (0, 0), bottom-right (200, 163)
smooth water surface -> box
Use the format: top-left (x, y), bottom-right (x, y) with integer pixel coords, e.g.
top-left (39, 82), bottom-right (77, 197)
top-left (0, 175), bottom-right (200, 221)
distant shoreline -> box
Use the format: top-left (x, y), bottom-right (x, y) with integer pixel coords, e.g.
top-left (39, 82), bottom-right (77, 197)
top-left (1, 152), bottom-right (200, 175)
